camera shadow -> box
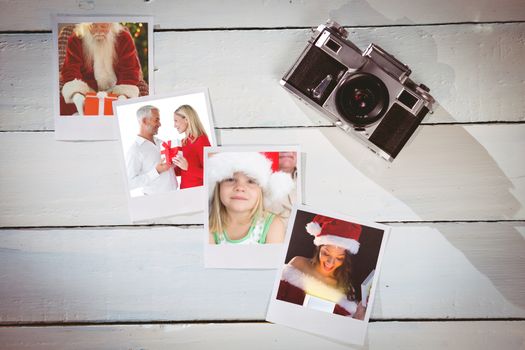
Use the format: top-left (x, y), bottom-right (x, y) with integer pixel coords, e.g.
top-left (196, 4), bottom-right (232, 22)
top-left (318, 117), bottom-right (525, 317)
top-left (292, 2), bottom-right (525, 319)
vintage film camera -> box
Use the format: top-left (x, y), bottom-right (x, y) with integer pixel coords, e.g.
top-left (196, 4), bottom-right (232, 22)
top-left (281, 20), bottom-right (435, 161)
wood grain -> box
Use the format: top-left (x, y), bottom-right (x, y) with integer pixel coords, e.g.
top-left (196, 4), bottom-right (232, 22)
top-left (1, 321), bottom-right (524, 350)
top-left (1, 223), bottom-right (523, 322)
top-left (1, 2), bottom-right (524, 345)
top-left (1, 22), bottom-right (524, 130)
top-left (1, 125), bottom-right (523, 227)
top-left (1, 0), bottom-right (524, 30)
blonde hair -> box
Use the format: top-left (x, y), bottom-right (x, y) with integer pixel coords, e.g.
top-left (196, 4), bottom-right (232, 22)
top-left (209, 176), bottom-right (265, 235)
top-left (174, 105), bottom-right (208, 143)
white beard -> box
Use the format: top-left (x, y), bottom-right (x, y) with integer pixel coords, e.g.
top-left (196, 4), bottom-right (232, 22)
top-left (82, 30), bottom-right (118, 91)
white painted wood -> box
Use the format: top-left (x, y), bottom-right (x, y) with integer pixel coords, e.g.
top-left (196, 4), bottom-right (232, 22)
top-left (1, 0), bottom-right (524, 30)
top-left (2, 23), bottom-right (525, 130)
top-left (0, 223), bottom-right (523, 322)
top-left (1, 322), bottom-right (524, 350)
top-left (221, 125), bottom-right (525, 222)
top-left (1, 2), bottom-right (523, 347)
top-left (0, 132), bottom-right (203, 226)
top-left (1, 125), bottom-right (523, 226)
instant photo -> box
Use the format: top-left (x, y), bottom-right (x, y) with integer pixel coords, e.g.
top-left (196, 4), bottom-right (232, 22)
top-left (114, 89), bottom-right (216, 222)
top-left (204, 146), bottom-right (302, 269)
top-left (53, 15), bottom-right (153, 140)
top-left (266, 205), bottom-right (390, 345)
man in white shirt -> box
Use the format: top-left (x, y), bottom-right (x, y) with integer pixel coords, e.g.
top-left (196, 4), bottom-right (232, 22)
top-left (126, 105), bottom-right (178, 195)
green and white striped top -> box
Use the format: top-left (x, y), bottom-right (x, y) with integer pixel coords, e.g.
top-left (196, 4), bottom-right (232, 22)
top-left (213, 213), bottom-right (275, 245)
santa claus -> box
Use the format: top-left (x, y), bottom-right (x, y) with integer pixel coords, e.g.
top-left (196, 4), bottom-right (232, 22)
top-left (60, 22), bottom-right (143, 115)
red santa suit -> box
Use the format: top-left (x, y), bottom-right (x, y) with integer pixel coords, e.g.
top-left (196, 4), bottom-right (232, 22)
top-left (60, 26), bottom-right (142, 115)
top-left (175, 134), bottom-right (211, 189)
top-left (276, 264), bottom-right (357, 317)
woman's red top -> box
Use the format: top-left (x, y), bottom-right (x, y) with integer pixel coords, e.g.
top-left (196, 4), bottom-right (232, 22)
top-left (175, 133), bottom-right (211, 189)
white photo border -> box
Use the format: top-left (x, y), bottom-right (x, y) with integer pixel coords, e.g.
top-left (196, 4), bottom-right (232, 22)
top-left (114, 88), bottom-right (217, 222)
top-left (266, 204), bottom-right (391, 345)
top-left (204, 145), bottom-right (302, 269)
top-left (52, 14), bottom-right (154, 141)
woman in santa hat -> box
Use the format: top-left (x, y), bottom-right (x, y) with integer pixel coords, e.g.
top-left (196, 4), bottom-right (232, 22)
top-left (207, 152), bottom-right (295, 245)
top-left (276, 215), bottom-right (367, 319)
top-left (171, 105), bottom-right (211, 189)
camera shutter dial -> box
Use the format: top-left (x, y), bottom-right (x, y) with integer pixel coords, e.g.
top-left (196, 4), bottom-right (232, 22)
top-left (335, 73), bottom-right (389, 126)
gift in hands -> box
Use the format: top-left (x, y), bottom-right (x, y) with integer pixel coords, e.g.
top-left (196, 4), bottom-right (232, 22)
top-left (113, 90), bottom-right (216, 222)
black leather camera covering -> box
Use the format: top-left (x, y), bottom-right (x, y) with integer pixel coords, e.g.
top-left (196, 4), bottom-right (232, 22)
top-left (287, 46), bottom-right (347, 106)
top-left (369, 104), bottom-right (429, 158)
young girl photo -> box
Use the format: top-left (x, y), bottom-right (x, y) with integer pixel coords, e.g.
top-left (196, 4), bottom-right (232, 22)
top-left (204, 147), bottom-right (301, 268)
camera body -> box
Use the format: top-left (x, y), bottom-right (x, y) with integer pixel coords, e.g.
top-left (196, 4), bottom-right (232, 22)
top-left (281, 21), bottom-right (435, 161)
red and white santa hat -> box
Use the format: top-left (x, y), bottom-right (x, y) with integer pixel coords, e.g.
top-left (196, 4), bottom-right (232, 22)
top-left (305, 215), bottom-right (362, 254)
top-left (207, 151), bottom-right (295, 210)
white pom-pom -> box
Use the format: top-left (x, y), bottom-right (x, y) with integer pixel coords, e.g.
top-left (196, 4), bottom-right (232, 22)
top-left (305, 221), bottom-right (322, 236)
top-left (263, 171), bottom-right (294, 210)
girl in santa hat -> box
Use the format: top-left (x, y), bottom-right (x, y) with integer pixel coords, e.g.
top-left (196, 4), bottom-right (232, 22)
top-left (207, 152), bottom-right (295, 245)
top-left (276, 215), bottom-right (367, 319)
top-left (171, 105), bottom-right (211, 189)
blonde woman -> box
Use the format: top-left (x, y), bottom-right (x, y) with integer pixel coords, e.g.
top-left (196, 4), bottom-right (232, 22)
top-left (172, 105), bottom-right (211, 189)
top-left (207, 152), bottom-right (295, 245)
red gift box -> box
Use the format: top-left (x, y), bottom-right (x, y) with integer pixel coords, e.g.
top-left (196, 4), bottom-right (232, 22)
top-left (161, 141), bottom-right (179, 165)
top-left (83, 92), bottom-right (118, 116)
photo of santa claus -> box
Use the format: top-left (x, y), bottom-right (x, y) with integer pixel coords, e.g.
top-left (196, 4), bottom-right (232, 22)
top-left (57, 19), bottom-right (150, 116)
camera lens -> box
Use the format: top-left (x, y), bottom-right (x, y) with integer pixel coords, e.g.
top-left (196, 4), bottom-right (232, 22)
top-left (335, 73), bottom-right (389, 126)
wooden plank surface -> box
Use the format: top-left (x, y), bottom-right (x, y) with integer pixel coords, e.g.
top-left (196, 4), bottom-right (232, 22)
top-left (1, 22), bottom-right (524, 130)
top-left (1, 124), bottom-right (523, 227)
top-left (1, 2), bottom-right (524, 346)
top-left (1, 222), bottom-right (523, 323)
top-left (1, 321), bottom-right (524, 350)
top-left (1, 0), bottom-right (524, 30)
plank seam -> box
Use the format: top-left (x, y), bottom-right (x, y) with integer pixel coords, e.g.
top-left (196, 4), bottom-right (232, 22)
top-left (1, 20), bottom-right (524, 34)
top-left (1, 220), bottom-right (523, 231)
top-left (1, 318), bottom-right (524, 327)
top-left (1, 120), bottom-right (524, 134)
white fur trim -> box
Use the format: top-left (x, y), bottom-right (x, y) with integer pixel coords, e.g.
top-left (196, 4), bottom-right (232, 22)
top-left (338, 297), bottom-right (358, 315)
top-left (314, 235), bottom-right (360, 254)
top-left (263, 171), bottom-right (295, 211)
top-left (110, 84), bottom-right (139, 98)
top-left (207, 152), bottom-right (295, 211)
top-left (281, 264), bottom-right (357, 315)
top-left (207, 152), bottom-right (272, 198)
top-left (62, 79), bottom-right (93, 103)
top-left (305, 221), bottom-right (322, 236)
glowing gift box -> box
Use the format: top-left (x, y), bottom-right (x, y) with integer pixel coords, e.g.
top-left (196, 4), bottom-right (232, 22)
top-left (83, 91), bottom-right (118, 116)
